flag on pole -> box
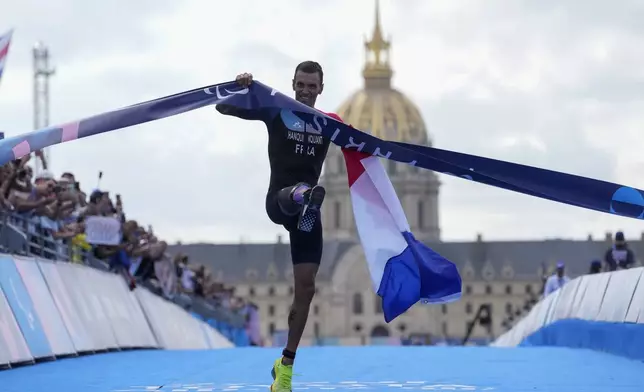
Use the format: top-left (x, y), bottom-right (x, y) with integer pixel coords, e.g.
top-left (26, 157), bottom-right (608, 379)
top-left (343, 149), bottom-right (462, 322)
top-left (0, 29), bottom-right (14, 86)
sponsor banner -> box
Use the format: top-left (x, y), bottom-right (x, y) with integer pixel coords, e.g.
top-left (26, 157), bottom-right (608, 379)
top-left (135, 288), bottom-right (213, 350)
top-left (37, 260), bottom-right (94, 353)
top-left (0, 284), bottom-right (32, 365)
top-left (0, 256), bottom-right (53, 359)
top-left (13, 257), bottom-right (76, 356)
top-left (101, 269), bottom-right (158, 349)
top-left (55, 262), bottom-right (111, 350)
top-left (121, 284), bottom-right (158, 348)
top-left (202, 322), bottom-right (234, 349)
top-left (70, 264), bottom-right (120, 350)
top-left (598, 268), bottom-right (643, 322)
top-left (89, 267), bottom-right (136, 348)
top-left (136, 288), bottom-right (171, 348)
top-left (158, 293), bottom-right (208, 349)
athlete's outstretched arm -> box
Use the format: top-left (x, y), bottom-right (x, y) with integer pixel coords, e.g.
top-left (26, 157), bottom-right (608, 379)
top-left (215, 104), bottom-right (266, 121)
top-left (215, 72), bottom-right (269, 122)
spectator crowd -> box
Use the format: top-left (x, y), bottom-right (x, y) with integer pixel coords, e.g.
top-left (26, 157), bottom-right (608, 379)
top-left (0, 151), bottom-right (257, 345)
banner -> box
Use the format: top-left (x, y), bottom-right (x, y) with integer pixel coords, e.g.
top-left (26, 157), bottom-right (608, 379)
top-left (55, 262), bottom-right (110, 351)
top-left (0, 285), bottom-right (32, 365)
top-left (13, 257), bottom-right (76, 356)
top-left (119, 280), bottom-right (158, 348)
top-left (37, 260), bottom-right (94, 353)
top-left (5, 78), bottom-right (644, 323)
top-left (91, 268), bottom-right (137, 348)
top-left (0, 254), bottom-right (229, 368)
top-left (0, 256), bottom-right (53, 359)
top-left (68, 263), bottom-right (119, 349)
top-left (84, 216), bottom-right (122, 245)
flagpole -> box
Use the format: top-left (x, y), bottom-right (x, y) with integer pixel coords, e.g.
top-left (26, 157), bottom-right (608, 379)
top-left (0, 29), bottom-right (14, 91)
top-left (32, 41), bottom-right (55, 175)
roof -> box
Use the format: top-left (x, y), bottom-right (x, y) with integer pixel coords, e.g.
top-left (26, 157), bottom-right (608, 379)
top-left (167, 237), bottom-right (643, 284)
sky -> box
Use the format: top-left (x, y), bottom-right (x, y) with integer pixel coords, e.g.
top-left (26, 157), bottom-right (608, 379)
top-left (1, 0), bottom-right (644, 245)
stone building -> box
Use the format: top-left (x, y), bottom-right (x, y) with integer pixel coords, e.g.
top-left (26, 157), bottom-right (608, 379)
top-left (169, 2), bottom-right (643, 346)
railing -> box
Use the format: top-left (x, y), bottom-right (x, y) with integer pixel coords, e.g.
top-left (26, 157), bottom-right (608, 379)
top-left (0, 211), bottom-right (249, 345)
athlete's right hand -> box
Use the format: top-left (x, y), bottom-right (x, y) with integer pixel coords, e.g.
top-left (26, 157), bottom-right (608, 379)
top-left (235, 73), bottom-right (253, 87)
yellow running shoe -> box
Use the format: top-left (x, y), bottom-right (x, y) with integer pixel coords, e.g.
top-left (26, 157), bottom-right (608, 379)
top-left (270, 357), bottom-right (293, 392)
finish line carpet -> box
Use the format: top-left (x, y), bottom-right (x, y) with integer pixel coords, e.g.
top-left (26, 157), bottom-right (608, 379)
top-left (0, 346), bottom-right (642, 392)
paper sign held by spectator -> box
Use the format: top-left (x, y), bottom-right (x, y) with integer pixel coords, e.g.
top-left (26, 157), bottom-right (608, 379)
top-left (85, 216), bottom-right (122, 245)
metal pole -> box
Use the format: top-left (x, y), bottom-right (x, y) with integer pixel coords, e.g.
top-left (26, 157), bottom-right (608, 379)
top-left (32, 41), bottom-right (55, 175)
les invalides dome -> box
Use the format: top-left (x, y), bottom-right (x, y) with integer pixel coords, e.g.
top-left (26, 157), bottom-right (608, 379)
top-left (321, 0), bottom-right (441, 243)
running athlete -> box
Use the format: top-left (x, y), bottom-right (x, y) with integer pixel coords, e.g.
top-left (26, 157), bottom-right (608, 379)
top-left (215, 61), bottom-right (342, 392)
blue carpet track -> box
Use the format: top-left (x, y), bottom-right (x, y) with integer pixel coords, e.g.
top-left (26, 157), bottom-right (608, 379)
top-left (1, 347), bottom-right (642, 392)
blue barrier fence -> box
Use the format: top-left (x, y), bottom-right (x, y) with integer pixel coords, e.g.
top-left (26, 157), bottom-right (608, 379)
top-left (0, 210), bottom-right (250, 349)
top-left (492, 267), bottom-right (644, 362)
top-left (0, 255), bottom-right (234, 370)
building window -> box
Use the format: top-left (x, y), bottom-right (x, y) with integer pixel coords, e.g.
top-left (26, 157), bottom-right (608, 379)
top-left (466, 303), bottom-right (473, 314)
top-left (353, 293), bottom-right (364, 315)
top-left (337, 155), bottom-right (344, 174)
top-left (465, 285), bottom-right (472, 295)
top-left (485, 285), bottom-right (492, 295)
top-left (505, 285), bottom-right (512, 295)
top-left (269, 323), bottom-right (275, 336)
top-left (375, 296), bottom-right (383, 314)
top-left (398, 323), bottom-right (407, 333)
top-left (268, 286), bottom-right (276, 296)
top-left (441, 304), bottom-right (447, 315)
top-left (418, 200), bottom-right (425, 229)
top-left (334, 201), bottom-right (342, 229)
top-left (289, 286), bottom-right (294, 295)
top-left (505, 303), bottom-right (512, 314)
top-left (249, 287), bottom-right (256, 297)
top-left (314, 322), bottom-right (320, 337)
top-left (442, 322), bottom-right (448, 336)
top-left (313, 305), bottom-right (320, 315)
top-left (525, 285), bottom-right (533, 294)
top-left (268, 305), bottom-right (275, 317)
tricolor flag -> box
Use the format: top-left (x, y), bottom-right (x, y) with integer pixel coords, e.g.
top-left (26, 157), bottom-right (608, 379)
top-left (0, 29), bottom-right (13, 86)
top-left (343, 149), bottom-right (462, 322)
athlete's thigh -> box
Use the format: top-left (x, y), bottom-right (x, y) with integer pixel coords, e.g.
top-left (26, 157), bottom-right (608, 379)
top-left (288, 218), bottom-right (323, 265)
top-left (265, 190), bottom-right (298, 227)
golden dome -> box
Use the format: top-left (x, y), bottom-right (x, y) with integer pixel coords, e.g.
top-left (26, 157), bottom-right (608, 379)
top-left (336, 0), bottom-right (430, 146)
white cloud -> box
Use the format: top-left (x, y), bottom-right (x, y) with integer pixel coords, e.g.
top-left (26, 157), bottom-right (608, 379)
top-left (1, 0), bottom-right (644, 244)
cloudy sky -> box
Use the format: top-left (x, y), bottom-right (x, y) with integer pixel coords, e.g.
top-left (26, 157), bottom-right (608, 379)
top-left (1, 0), bottom-right (644, 245)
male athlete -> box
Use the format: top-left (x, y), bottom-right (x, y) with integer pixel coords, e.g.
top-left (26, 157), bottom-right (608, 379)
top-left (215, 61), bottom-right (342, 392)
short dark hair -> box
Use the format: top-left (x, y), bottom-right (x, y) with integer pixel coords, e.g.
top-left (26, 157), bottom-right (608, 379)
top-left (294, 61), bottom-right (324, 84)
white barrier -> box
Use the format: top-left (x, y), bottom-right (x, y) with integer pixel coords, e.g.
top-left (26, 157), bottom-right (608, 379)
top-left (492, 267), bottom-right (644, 348)
top-left (0, 254), bottom-right (233, 369)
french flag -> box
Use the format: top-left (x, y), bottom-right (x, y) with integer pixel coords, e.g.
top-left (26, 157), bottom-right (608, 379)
top-left (0, 29), bottom-right (13, 84)
top-left (343, 149), bottom-right (463, 323)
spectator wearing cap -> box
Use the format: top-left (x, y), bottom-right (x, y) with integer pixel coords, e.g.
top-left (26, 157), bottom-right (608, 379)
top-left (604, 231), bottom-right (635, 271)
top-left (543, 261), bottom-right (571, 297)
top-left (589, 259), bottom-right (602, 274)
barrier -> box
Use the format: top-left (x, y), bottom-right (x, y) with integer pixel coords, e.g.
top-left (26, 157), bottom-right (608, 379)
top-left (0, 254), bottom-right (233, 370)
top-left (492, 267), bottom-right (644, 361)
